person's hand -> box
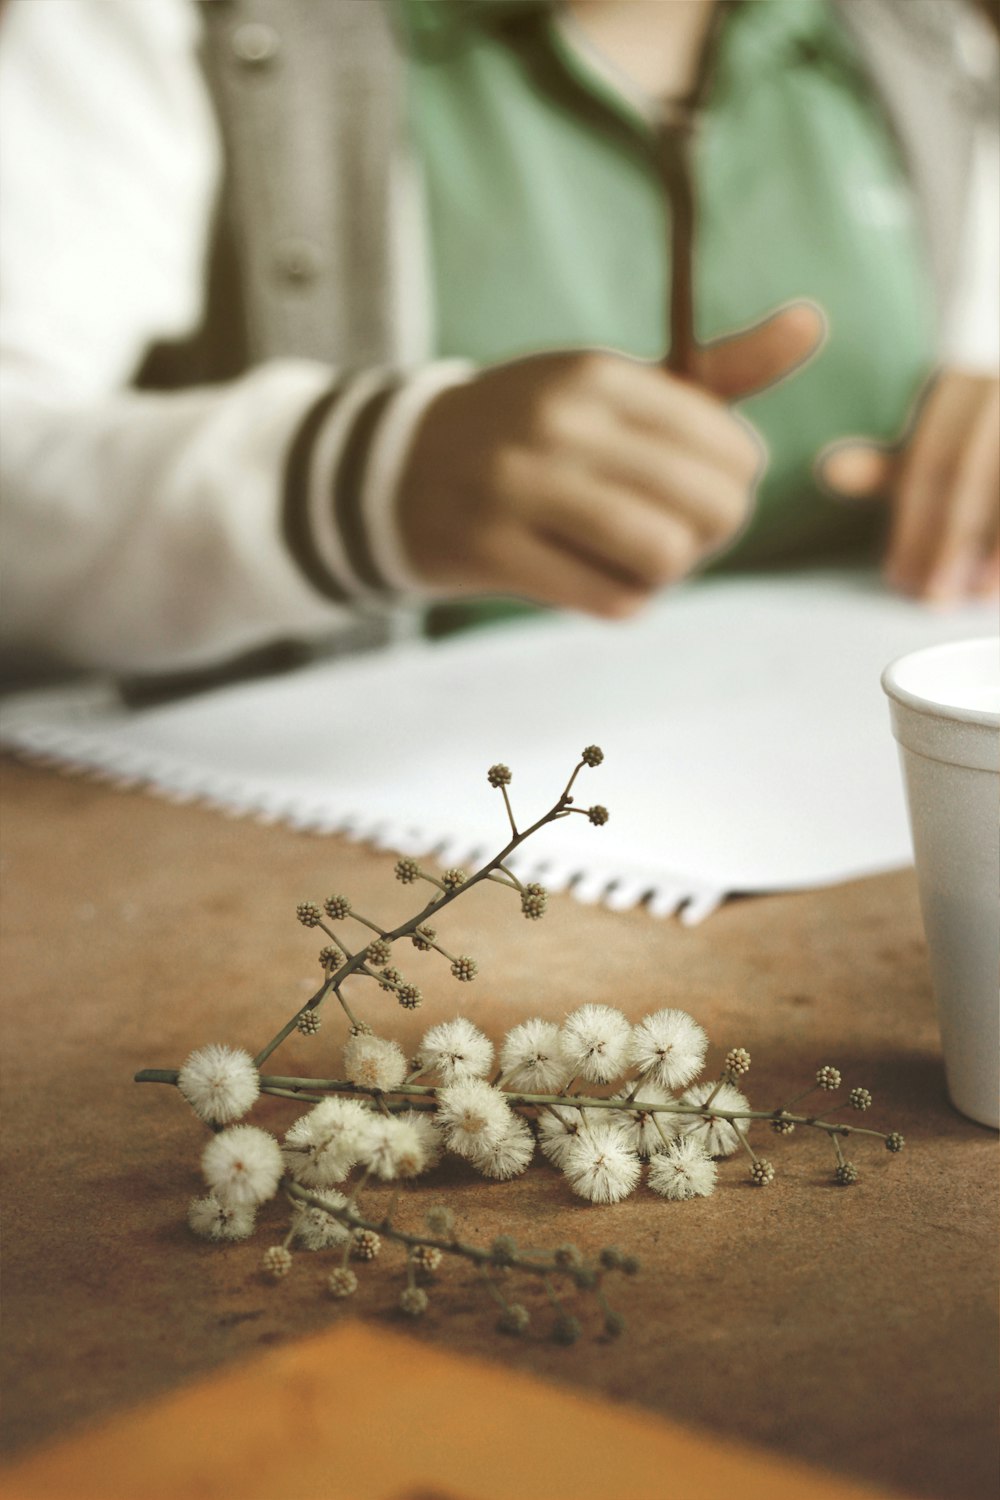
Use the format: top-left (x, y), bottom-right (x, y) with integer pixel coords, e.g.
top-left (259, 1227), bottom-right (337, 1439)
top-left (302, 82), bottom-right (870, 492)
top-left (397, 303), bottom-right (824, 617)
top-left (819, 370), bottom-right (1000, 604)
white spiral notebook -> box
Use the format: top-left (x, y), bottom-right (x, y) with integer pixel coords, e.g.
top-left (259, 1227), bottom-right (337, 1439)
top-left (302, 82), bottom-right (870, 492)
top-left (2, 570), bottom-right (994, 923)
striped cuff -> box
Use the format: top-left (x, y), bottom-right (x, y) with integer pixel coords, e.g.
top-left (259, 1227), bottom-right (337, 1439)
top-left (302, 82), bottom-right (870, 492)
top-left (282, 361), bottom-right (474, 603)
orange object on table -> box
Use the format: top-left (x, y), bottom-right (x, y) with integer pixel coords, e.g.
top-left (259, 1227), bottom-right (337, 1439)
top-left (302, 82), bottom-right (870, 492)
top-left (0, 1321), bottom-right (904, 1500)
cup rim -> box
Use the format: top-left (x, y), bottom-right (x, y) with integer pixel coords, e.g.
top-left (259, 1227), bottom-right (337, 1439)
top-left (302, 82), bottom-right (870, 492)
top-left (881, 637), bottom-right (1000, 729)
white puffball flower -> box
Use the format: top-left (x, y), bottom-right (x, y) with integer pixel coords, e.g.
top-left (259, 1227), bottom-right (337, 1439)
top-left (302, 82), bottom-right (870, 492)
top-left (177, 1044), bottom-right (260, 1125)
top-left (677, 1081), bottom-right (752, 1157)
top-left (559, 1004), bottom-right (631, 1084)
top-left (537, 1104), bottom-right (623, 1169)
top-left (629, 1010), bottom-right (708, 1091)
top-left (610, 1084), bottom-right (680, 1157)
top-left (342, 1032), bottom-right (408, 1092)
top-left (537, 1105), bottom-right (582, 1169)
top-left (361, 1117), bottom-right (427, 1181)
top-left (418, 1018), bottom-right (494, 1083)
top-left (202, 1125), bottom-right (284, 1208)
top-left (436, 1078), bottom-right (511, 1157)
top-left (397, 1109), bottom-right (443, 1171)
top-left (187, 1194), bottom-right (256, 1242)
top-left (291, 1190), bottom-right (351, 1250)
top-left (468, 1116), bottom-right (535, 1180)
top-left (648, 1136), bottom-right (718, 1201)
top-left (499, 1019), bottom-right (571, 1092)
top-left (562, 1124), bottom-right (641, 1204)
top-left (283, 1097), bottom-right (372, 1187)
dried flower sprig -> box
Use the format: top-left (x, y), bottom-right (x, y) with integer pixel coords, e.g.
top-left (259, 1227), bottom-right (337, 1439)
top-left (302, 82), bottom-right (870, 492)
top-left (247, 750), bottom-right (610, 1070)
top-left (136, 748), bottom-right (903, 1342)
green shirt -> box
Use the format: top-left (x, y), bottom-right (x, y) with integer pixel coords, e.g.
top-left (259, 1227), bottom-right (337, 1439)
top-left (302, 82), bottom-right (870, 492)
top-left (400, 0), bottom-right (936, 617)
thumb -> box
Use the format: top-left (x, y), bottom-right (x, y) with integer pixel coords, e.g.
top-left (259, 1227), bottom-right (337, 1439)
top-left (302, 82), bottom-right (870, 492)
top-left (696, 301), bottom-right (826, 402)
top-left (817, 440), bottom-right (895, 500)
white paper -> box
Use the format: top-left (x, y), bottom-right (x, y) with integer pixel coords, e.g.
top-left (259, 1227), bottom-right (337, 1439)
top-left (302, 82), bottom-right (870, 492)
top-left (2, 570), bottom-right (995, 922)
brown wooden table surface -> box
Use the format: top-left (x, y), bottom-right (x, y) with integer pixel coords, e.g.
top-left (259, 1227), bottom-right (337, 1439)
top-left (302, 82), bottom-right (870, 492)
top-left (1, 758), bottom-right (997, 1499)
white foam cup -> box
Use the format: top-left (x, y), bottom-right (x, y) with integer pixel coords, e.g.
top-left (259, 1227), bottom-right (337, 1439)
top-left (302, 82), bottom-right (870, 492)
top-left (882, 637), bottom-right (1000, 1128)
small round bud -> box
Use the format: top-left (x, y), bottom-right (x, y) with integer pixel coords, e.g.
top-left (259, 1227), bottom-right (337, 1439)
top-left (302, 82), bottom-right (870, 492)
top-left (379, 966), bottom-right (403, 991)
top-left (349, 1021), bottom-right (373, 1037)
top-left (725, 1047), bottom-right (751, 1078)
top-left (397, 983), bottom-right (422, 1010)
top-left (552, 1314), bottom-right (582, 1346)
top-left (834, 1161), bottom-right (859, 1186)
top-left (296, 1010), bottom-right (321, 1037)
top-left (491, 1235), bottom-right (517, 1267)
top-left (411, 924), bottom-right (436, 951)
top-left (450, 955), bottom-right (478, 982)
top-left (425, 1205), bottom-right (455, 1236)
top-left (261, 1245), bottom-right (292, 1279)
top-left (400, 1285), bottom-right (429, 1318)
top-left (442, 867), bottom-right (466, 892)
top-left (318, 945), bottom-right (343, 971)
top-left (352, 1228), bottom-right (381, 1262)
top-left (885, 1131), bottom-right (905, 1153)
top-left (323, 894), bottom-right (351, 921)
top-left (599, 1246), bottom-right (624, 1270)
top-left (487, 763), bottom-right (512, 788)
top-left (554, 1243), bottom-right (583, 1269)
top-left (410, 1244), bottom-right (443, 1275)
top-left (328, 1267), bottom-right (358, 1299)
top-left (394, 857), bottom-right (420, 884)
top-left (296, 902), bottom-right (322, 928)
top-left (587, 805), bottom-right (609, 826)
top-left (572, 1267), bottom-right (598, 1291)
top-left (749, 1158), bottom-right (775, 1187)
top-left (521, 882), bottom-right (548, 920)
top-left (581, 745), bottom-right (604, 767)
top-left (816, 1065), bottom-right (842, 1091)
top-left (771, 1116), bottom-right (796, 1136)
top-left (849, 1087), bottom-right (873, 1111)
top-left (620, 1254), bottom-right (640, 1277)
top-left (365, 938), bottom-right (391, 967)
top-left (497, 1303), bottom-right (530, 1336)
top-left (604, 1310), bottom-right (626, 1338)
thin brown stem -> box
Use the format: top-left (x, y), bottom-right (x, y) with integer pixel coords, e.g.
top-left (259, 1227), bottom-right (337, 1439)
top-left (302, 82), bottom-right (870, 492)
top-left (500, 786), bottom-right (518, 838)
top-left (729, 1119), bottom-right (758, 1166)
top-left (349, 912), bottom-right (388, 938)
top-left (560, 759), bottom-right (586, 802)
top-left (701, 1074), bottom-right (727, 1110)
top-left (286, 1181), bottom-right (611, 1284)
top-left (132, 1070), bottom-right (897, 1146)
top-left (252, 977), bottom-right (335, 1068)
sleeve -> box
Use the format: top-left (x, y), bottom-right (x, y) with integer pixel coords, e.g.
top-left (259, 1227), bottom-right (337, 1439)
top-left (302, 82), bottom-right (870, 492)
top-left (939, 118), bottom-right (1000, 373)
top-left (939, 2), bottom-right (1000, 372)
top-left (0, 0), bottom-right (469, 677)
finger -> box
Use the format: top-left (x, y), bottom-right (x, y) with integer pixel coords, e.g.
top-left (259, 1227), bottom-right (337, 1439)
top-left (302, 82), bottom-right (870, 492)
top-left (581, 357), bottom-right (760, 477)
top-left (532, 472), bottom-right (703, 589)
top-left (883, 464), bottom-right (946, 596)
top-left (494, 524), bottom-right (653, 619)
top-left (971, 550), bottom-right (1000, 599)
top-left (922, 395), bottom-right (1000, 601)
top-left (973, 499), bottom-right (1000, 597)
top-left (578, 428), bottom-right (755, 543)
top-left (696, 301), bottom-right (827, 402)
top-left (885, 380), bottom-right (978, 593)
top-left (816, 441), bottom-right (895, 500)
